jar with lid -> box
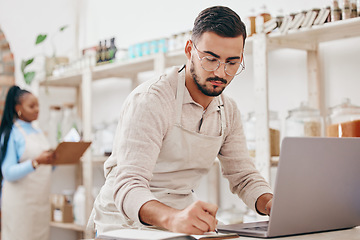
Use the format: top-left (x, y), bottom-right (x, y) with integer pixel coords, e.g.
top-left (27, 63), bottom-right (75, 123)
top-left (61, 103), bottom-right (81, 139)
top-left (326, 98), bottom-right (360, 137)
top-left (350, 0), bottom-right (358, 18)
top-left (247, 8), bottom-right (257, 37)
top-left (259, 5), bottom-right (271, 23)
top-left (244, 110), bottom-right (281, 157)
top-left (342, 0), bottom-right (351, 19)
top-left (331, 0), bottom-right (342, 21)
top-left (275, 9), bottom-right (284, 29)
top-left (285, 102), bottom-right (323, 137)
top-left (48, 105), bottom-right (63, 148)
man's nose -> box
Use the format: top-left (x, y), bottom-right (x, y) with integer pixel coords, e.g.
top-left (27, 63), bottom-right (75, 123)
top-left (213, 62), bottom-right (227, 79)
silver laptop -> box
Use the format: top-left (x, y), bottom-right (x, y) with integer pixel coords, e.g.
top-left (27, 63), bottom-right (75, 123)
top-left (218, 137), bottom-right (360, 238)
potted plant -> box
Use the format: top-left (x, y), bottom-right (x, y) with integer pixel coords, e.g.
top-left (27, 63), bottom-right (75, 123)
top-left (21, 25), bottom-right (68, 85)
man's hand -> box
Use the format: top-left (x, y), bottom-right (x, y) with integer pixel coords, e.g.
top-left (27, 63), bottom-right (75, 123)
top-left (167, 200), bottom-right (218, 234)
top-left (255, 193), bottom-right (273, 216)
top-left (139, 200), bottom-right (218, 235)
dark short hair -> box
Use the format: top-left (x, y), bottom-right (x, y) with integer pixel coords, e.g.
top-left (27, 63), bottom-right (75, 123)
top-left (192, 6), bottom-right (247, 46)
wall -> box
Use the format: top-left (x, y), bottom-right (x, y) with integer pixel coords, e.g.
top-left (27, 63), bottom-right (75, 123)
top-left (0, 0), bottom-right (359, 239)
top-left (0, 27), bottom-right (15, 117)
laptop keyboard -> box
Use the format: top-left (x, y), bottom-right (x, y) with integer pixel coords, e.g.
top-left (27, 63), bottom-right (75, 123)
top-left (243, 226), bottom-right (268, 231)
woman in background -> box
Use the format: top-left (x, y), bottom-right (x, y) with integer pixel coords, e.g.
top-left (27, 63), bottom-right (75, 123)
top-left (1, 85), bottom-right (55, 240)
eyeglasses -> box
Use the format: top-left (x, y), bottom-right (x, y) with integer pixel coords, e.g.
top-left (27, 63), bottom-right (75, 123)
top-left (192, 43), bottom-right (245, 76)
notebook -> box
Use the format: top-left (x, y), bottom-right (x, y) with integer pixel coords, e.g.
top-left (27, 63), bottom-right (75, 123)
top-left (96, 228), bottom-right (238, 240)
top-left (218, 137), bottom-right (360, 238)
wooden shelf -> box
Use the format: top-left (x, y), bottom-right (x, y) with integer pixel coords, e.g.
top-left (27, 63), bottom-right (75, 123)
top-left (39, 51), bottom-right (186, 87)
top-left (39, 72), bottom-right (82, 87)
top-left (40, 18), bottom-right (360, 87)
top-left (50, 221), bottom-right (85, 232)
top-left (245, 17), bottom-right (360, 54)
top-left (92, 55), bottom-right (156, 80)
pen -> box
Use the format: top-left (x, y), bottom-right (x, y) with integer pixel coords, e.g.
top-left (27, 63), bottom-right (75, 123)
top-left (214, 228), bottom-right (219, 234)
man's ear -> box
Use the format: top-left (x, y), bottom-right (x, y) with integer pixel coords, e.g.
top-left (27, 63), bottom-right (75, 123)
top-left (184, 39), bottom-right (193, 60)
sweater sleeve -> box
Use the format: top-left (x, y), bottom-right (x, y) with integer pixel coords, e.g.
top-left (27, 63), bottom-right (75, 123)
top-left (218, 99), bottom-right (272, 213)
top-left (112, 91), bottom-right (172, 224)
top-left (1, 130), bottom-right (34, 182)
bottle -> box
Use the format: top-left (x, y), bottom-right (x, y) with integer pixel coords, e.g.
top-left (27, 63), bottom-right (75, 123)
top-left (109, 37), bottom-right (117, 61)
top-left (96, 41), bottom-right (102, 63)
top-left (158, 38), bottom-right (167, 53)
top-left (168, 34), bottom-right (177, 52)
top-left (101, 39), bottom-right (107, 62)
top-left (73, 185), bottom-right (86, 225)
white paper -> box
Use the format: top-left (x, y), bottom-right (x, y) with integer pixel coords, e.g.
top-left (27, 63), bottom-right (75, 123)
top-left (98, 229), bottom-right (186, 240)
top-left (63, 128), bottom-right (81, 142)
top-left (98, 229), bottom-right (234, 240)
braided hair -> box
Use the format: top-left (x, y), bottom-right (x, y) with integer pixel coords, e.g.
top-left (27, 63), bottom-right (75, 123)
top-left (0, 85), bottom-right (30, 182)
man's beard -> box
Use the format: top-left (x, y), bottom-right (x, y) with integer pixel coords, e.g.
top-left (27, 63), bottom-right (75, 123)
top-left (190, 60), bottom-right (227, 97)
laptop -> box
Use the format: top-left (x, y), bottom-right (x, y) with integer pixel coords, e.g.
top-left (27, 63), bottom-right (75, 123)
top-left (218, 137), bottom-right (360, 238)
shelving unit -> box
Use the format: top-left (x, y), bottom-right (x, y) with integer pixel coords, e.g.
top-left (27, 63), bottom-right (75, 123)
top-left (251, 17), bottom-right (360, 182)
top-left (50, 222), bottom-right (84, 232)
top-left (39, 51), bottom-right (187, 238)
top-left (39, 17), bottom-right (360, 237)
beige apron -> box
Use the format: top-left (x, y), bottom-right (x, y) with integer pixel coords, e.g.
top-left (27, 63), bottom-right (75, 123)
top-left (2, 122), bottom-right (51, 240)
top-left (89, 68), bottom-right (226, 234)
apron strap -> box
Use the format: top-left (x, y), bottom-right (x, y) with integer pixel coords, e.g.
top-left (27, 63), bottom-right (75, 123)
top-left (14, 121), bottom-right (27, 137)
top-left (175, 66), bottom-right (226, 137)
top-left (218, 96), bottom-right (226, 137)
top-left (175, 68), bottom-right (186, 125)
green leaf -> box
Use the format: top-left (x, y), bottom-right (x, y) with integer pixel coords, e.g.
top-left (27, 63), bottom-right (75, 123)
top-left (21, 58), bottom-right (34, 73)
top-left (60, 25), bottom-right (68, 32)
top-left (35, 34), bottom-right (47, 44)
top-left (24, 71), bottom-right (35, 85)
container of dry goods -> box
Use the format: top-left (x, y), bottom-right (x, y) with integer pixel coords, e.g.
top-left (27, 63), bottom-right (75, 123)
top-left (326, 98), bottom-right (360, 137)
top-left (285, 102), bottom-right (323, 137)
top-left (244, 110), bottom-right (281, 157)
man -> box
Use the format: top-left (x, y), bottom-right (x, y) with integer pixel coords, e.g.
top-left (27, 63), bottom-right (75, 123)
top-left (89, 6), bottom-right (273, 235)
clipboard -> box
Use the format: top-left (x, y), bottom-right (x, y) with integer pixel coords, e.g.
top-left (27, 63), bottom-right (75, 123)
top-left (52, 141), bottom-right (92, 165)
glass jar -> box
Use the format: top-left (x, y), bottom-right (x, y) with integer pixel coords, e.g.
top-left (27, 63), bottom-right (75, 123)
top-left (48, 105), bottom-right (63, 148)
top-left (342, 0), bottom-right (352, 19)
top-left (247, 8), bottom-right (257, 37)
top-left (61, 103), bottom-right (81, 139)
top-left (350, 0), bottom-right (358, 18)
top-left (331, 0), bottom-right (342, 21)
top-left (326, 98), bottom-right (360, 137)
top-left (244, 110), bottom-right (281, 157)
top-left (285, 102), bottom-right (323, 137)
